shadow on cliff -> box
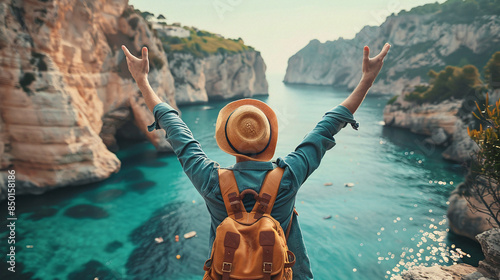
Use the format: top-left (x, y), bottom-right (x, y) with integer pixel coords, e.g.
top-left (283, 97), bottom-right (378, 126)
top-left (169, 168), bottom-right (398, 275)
top-left (125, 201), bottom-right (210, 279)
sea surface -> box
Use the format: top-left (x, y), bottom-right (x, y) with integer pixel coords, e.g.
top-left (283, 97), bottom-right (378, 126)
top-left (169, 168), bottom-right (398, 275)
top-left (0, 74), bottom-right (483, 280)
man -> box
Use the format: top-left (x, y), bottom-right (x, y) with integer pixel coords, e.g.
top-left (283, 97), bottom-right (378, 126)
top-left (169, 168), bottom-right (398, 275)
top-left (122, 42), bottom-right (390, 279)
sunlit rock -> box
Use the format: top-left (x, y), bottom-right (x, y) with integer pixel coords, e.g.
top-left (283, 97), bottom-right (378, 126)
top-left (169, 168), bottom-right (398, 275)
top-left (397, 263), bottom-right (477, 280)
top-left (383, 86), bottom-right (479, 163)
top-left (284, 14), bottom-right (500, 95)
top-left (169, 52), bottom-right (268, 105)
top-left (0, 0), bottom-right (175, 200)
top-left (476, 229), bottom-right (500, 279)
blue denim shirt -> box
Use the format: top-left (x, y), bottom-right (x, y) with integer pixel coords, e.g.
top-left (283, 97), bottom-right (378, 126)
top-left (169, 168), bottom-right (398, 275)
top-left (148, 102), bottom-right (358, 280)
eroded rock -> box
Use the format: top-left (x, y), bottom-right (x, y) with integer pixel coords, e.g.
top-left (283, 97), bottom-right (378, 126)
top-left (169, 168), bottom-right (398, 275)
top-left (0, 0), bottom-right (176, 199)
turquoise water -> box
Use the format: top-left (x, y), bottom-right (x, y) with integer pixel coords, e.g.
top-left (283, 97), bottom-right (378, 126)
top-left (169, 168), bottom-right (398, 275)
top-left (1, 74), bottom-right (482, 280)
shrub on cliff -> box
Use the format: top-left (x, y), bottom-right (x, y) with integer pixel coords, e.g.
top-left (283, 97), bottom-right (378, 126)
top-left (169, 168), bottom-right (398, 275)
top-left (399, 0), bottom-right (500, 23)
top-left (126, 8), bottom-right (255, 58)
top-left (484, 51), bottom-right (500, 89)
top-left (405, 65), bottom-right (483, 104)
top-left (405, 51), bottom-right (500, 104)
top-left (160, 26), bottom-right (254, 58)
top-left (466, 94), bottom-right (500, 227)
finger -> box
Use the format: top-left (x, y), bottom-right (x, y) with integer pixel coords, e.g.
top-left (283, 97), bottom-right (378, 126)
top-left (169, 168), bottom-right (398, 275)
top-left (122, 45), bottom-right (137, 60)
top-left (375, 43), bottom-right (391, 60)
top-left (363, 46), bottom-right (369, 61)
top-left (142, 47), bottom-right (149, 73)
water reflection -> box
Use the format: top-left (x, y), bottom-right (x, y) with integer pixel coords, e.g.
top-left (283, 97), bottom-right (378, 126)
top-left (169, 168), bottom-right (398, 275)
top-left (379, 126), bottom-right (482, 278)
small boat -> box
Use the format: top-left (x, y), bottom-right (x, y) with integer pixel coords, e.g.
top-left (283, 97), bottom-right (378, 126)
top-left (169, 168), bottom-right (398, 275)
top-left (344, 183), bottom-right (355, 188)
top-left (155, 237), bottom-right (164, 243)
top-left (323, 215), bottom-right (332, 220)
top-left (184, 231), bottom-right (197, 239)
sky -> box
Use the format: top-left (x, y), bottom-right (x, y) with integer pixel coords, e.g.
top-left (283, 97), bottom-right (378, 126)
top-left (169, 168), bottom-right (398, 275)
top-left (129, 0), bottom-right (447, 74)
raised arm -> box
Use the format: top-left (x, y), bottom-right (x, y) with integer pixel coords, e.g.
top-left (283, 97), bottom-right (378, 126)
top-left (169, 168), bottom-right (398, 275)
top-left (122, 45), bottom-right (162, 112)
top-left (280, 44), bottom-right (391, 188)
top-left (122, 45), bottom-right (219, 195)
top-left (340, 43), bottom-right (391, 114)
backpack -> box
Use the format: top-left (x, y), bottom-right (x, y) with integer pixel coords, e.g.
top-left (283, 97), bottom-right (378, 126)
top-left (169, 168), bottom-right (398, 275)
top-left (203, 167), bottom-right (296, 280)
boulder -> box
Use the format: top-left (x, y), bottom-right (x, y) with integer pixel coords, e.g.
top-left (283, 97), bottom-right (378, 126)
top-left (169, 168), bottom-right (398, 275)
top-left (447, 187), bottom-right (493, 241)
top-left (397, 263), bottom-right (477, 280)
top-left (476, 229), bottom-right (500, 279)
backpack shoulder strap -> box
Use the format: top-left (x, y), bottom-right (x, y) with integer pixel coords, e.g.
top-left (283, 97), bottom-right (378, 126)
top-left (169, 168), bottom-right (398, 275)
top-left (252, 167), bottom-right (285, 219)
top-left (218, 168), bottom-right (245, 219)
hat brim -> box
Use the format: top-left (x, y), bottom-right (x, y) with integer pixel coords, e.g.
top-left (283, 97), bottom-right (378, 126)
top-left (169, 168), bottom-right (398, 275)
top-left (215, 99), bottom-right (278, 162)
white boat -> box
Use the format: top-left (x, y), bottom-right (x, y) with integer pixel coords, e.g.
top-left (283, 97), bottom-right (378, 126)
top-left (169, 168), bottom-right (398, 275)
top-left (184, 231), bottom-right (197, 239)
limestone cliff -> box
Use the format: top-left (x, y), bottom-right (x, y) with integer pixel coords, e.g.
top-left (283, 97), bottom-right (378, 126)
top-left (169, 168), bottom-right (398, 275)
top-left (383, 86), bottom-right (482, 162)
top-left (383, 88), bottom-right (499, 162)
top-left (0, 0), bottom-right (176, 199)
top-left (166, 48), bottom-right (268, 106)
top-left (284, 11), bottom-right (500, 94)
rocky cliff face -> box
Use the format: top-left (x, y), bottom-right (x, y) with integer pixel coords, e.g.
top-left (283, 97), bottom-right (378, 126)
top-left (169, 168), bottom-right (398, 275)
top-left (383, 89), bottom-right (500, 162)
top-left (284, 14), bottom-right (500, 94)
top-left (383, 86), bottom-right (481, 162)
top-left (168, 51), bottom-right (268, 106)
top-left (0, 0), bottom-right (176, 199)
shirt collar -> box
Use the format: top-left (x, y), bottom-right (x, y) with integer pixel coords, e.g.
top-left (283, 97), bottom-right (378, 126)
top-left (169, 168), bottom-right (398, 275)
top-left (228, 160), bottom-right (275, 171)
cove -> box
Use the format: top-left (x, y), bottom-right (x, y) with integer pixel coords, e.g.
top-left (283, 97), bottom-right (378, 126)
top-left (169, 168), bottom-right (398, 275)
top-left (0, 74), bottom-right (482, 280)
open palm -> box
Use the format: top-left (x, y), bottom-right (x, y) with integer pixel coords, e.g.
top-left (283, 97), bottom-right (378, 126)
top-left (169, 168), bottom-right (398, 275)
top-left (362, 43), bottom-right (391, 84)
top-left (122, 45), bottom-right (149, 82)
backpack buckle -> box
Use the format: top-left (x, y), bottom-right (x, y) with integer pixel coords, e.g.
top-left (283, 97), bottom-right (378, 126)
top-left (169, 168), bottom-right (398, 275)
top-left (263, 262), bottom-right (272, 273)
top-left (222, 262), bottom-right (232, 273)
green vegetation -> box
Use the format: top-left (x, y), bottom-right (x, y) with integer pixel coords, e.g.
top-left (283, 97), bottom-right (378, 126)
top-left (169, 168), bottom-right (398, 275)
top-left (387, 95), bottom-right (398, 105)
top-left (160, 26), bottom-right (254, 58)
top-left (138, 10), bottom-right (155, 21)
top-left (399, 0), bottom-right (500, 23)
top-left (398, 1), bottom-right (440, 15)
top-left (123, 8), bottom-right (254, 58)
top-left (405, 65), bottom-right (484, 104)
top-left (149, 52), bottom-right (164, 70)
top-left (484, 51), bottom-right (500, 89)
top-left (466, 94), bottom-right (500, 227)
top-left (404, 51), bottom-right (500, 104)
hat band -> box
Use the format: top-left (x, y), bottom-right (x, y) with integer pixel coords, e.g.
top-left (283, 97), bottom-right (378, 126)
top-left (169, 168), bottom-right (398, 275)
top-left (224, 110), bottom-right (272, 157)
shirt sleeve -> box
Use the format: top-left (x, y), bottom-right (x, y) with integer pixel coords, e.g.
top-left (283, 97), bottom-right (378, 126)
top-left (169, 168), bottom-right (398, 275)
top-left (148, 102), bottom-right (219, 196)
top-left (276, 105), bottom-right (358, 190)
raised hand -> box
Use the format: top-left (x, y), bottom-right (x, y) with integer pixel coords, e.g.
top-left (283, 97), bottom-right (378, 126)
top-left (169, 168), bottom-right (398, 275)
top-left (362, 43), bottom-right (391, 85)
top-left (339, 43), bottom-right (391, 114)
top-left (122, 45), bottom-right (149, 83)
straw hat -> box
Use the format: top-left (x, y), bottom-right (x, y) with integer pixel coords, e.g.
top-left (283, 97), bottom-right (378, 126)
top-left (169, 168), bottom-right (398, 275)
top-left (215, 99), bottom-right (278, 162)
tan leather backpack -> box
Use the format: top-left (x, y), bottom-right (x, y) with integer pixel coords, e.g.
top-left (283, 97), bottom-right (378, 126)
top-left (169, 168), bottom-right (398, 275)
top-left (203, 167), bottom-right (296, 280)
